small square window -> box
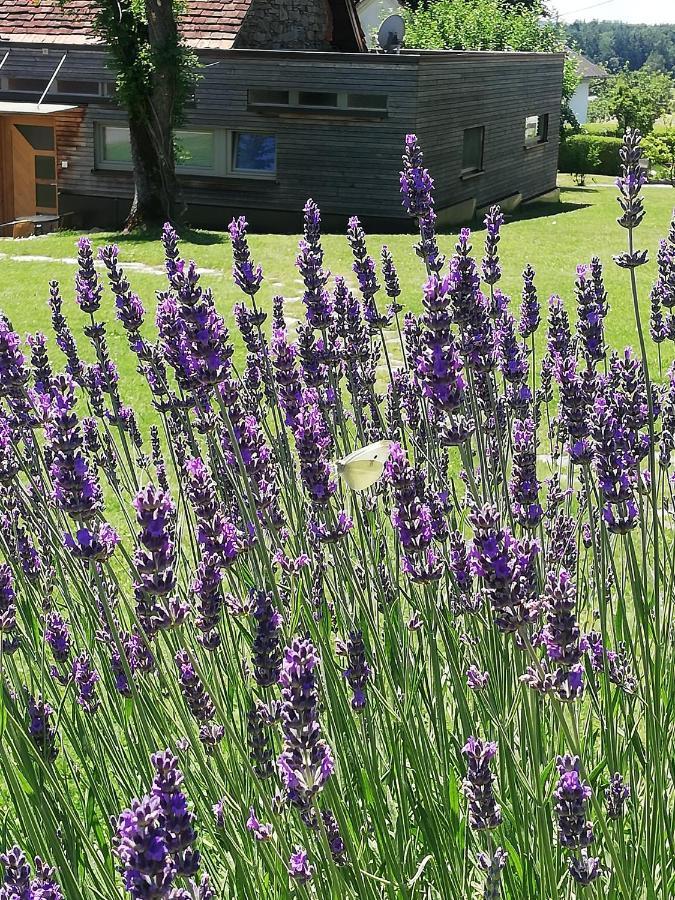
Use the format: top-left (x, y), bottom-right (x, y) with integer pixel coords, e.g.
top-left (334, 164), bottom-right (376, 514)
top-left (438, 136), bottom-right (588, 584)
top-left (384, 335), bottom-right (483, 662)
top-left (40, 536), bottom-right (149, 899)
top-left (176, 130), bottom-right (215, 170)
top-left (35, 156), bottom-right (56, 180)
top-left (525, 114), bottom-right (548, 145)
top-left (462, 126), bottom-right (484, 174)
top-left (298, 91), bottom-right (338, 108)
top-left (36, 183), bottom-right (57, 209)
top-left (249, 89), bottom-right (290, 106)
top-left (100, 125), bottom-right (133, 165)
top-left (233, 133), bottom-right (277, 174)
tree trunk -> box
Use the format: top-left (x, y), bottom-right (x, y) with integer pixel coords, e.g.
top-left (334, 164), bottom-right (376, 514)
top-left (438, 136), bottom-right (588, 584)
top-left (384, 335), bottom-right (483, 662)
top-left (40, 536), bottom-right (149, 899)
top-left (124, 0), bottom-right (181, 231)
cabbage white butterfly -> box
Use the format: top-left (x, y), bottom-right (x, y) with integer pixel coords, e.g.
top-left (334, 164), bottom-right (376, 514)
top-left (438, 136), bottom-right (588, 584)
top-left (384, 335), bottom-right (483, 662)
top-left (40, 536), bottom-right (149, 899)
top-left (337, 440), bottom-right (394, 492)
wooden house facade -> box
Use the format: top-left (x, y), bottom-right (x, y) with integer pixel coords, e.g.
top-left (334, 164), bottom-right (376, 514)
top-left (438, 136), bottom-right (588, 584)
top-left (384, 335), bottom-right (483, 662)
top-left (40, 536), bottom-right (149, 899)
top-left (0, 0), bottom-right (564, 230)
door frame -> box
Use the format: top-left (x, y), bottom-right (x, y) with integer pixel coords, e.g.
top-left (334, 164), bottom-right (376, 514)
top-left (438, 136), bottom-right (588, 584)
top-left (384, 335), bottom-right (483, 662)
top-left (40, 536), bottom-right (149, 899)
top-left (0, 114), bottom-right (58, 222)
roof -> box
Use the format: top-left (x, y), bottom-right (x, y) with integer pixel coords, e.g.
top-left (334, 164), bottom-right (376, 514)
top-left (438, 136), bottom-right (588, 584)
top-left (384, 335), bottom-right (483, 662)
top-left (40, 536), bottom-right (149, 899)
top-left (0, 0), bottom-right (363, 51)
top-left (567, 50), bottom-right (609, 79)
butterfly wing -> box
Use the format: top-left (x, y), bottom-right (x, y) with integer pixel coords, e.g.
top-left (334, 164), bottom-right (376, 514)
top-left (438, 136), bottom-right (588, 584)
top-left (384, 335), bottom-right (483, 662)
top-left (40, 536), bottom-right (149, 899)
top-left (338, 440), bottom-right (394, 491)
top-left (338, 459), bottom-right (386, 491)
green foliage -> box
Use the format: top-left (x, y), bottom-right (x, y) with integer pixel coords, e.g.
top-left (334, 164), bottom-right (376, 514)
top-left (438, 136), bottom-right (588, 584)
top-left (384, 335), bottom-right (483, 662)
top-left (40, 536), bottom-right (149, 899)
top-left (92, 0), bottom-right (197, 126)
top-left (403, 0), bottom-right (564, 52)
top-left (598, 68), bottom-right (673, 134)
top-left (565, 20), bottom-right (675, 76)
top-left (558, 133), bottom-right (623, 177)
top-left (642, 129), bottom-right (675, 183)
top-left (562, 56), bottom-right (582, 131)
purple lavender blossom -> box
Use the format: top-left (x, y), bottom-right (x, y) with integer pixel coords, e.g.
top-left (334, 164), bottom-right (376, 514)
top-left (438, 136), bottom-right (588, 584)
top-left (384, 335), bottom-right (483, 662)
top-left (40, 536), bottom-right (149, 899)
top-left (151, 749), bottom-right (200, 877)
top-left (114, 794), bottom-right (175, 899)
top-left (347, 218), bottom-right (391, 330)
top-left (229, 216), bottom-right (264, 299)
top-left (553, 755), bottom-right (594, 849)
top-left (400, 134), bottom-right (434, 218)
top-left (248, 704), bottom-right (275, 779)
top-left (278, 637), bottom-right (334, 809)
top-left (45, 611), bottom-right (71, 664)
top-left (72, 651), bottom-right (100, 714)
top-left (296, 200), bottom-right (332, 329)
top-left (246, 808), bottom-right (273, 842)
top-left (0, 845), bottom-right (31, 899)
top-left (482, 206), bottom-right (504, 286)
top-left (519, 264), bottom-right (540, 338)
top-left (614, 130), bottom-right (648, 268)
top-left (288, 847), bottom-right (314, 884)
top-left (133, 484), bottom-right (179, 637)
top-left (478, 847), bottom-right (507, 900)
top-left (0, 563), bottom-right (20, 655)
top-left (575, 263), bottom-right (607, 362)
top-left (75, 237), bottom-right (103, 314)
top-left (342, 630), bottom-right (372, 711)
top-left (510, 418), bottom-right (543, 528)
top-left (569, 852), bottom-right (601, 886)
top-left (322, 810), bottom-right (347, 866)
top-left (547, 295), bottom-right (572, 360)
top-left (250, 590), bottom-right (283, 687)
top-left (26, 693), bottom-right (58, 762)
top-left (538, 570), bottom-right (587, 702)
top-left (461, 736), bottom-right (502, 830)
top-left (175, 650), bottom-right (221, 746)
top-left (467, 666), bottom-right (489, 691)
top-left (290, 399), bottom-right (335, 506)
top-left (605, 773), bottom-right (630, 819)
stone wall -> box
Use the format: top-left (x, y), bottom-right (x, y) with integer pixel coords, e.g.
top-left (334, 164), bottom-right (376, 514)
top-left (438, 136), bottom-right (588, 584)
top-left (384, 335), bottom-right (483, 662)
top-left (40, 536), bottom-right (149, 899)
top-left (236, 0), bottom-right (334, 50)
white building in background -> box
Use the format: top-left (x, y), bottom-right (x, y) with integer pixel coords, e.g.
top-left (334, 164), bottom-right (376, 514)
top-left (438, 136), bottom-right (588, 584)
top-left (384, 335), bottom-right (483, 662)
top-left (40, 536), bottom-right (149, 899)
top-left (567, 51), bottom-right (609, 125)
top-left (356, 0), bottom-right (405, 47)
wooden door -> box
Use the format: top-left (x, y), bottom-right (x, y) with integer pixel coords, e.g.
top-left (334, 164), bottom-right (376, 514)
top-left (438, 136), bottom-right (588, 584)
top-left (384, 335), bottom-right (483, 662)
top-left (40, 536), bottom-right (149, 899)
top-left (7, 118), bottom-right (58, 218)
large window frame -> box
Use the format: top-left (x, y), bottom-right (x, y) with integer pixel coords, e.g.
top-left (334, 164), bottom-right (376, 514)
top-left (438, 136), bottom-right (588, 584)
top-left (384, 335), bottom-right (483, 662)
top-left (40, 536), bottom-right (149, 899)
top-left (95, 124), bottom-right (278, 178)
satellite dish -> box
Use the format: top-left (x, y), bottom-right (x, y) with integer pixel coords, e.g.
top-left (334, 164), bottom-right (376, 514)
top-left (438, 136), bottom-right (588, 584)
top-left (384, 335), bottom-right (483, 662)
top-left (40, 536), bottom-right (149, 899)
top-left (377, 14), bottom-right (405, 53)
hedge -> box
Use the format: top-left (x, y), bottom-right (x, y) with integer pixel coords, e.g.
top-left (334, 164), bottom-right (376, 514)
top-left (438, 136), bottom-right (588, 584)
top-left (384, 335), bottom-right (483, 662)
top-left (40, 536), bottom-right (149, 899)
top-left (559, 134), bottom-right (623, 176)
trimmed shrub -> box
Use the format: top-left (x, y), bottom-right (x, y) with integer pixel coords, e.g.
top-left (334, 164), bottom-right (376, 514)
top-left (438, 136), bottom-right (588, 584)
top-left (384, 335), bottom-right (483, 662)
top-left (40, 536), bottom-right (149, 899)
top-left (559, 134), bottom-right (623, 176)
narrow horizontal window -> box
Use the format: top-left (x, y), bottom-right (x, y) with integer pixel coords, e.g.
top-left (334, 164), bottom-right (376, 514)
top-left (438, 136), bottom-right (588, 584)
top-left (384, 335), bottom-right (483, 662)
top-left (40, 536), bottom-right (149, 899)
top-left (298, 91), bottom-right (338, 108)
top-left (7, 77), bottom-right (49, 93)
top-left (57, 79), bottom-right (101, 96)
top-left (346, 93), bottom-right (388, 110)
top-left (175, 130), bottom-right (215, 170)
top-left (233, 133), bottom-right (277, 174)
top-left (462, 126), bottom-right (484, 174)
top-left (249, 89), bottom-right (290, 106)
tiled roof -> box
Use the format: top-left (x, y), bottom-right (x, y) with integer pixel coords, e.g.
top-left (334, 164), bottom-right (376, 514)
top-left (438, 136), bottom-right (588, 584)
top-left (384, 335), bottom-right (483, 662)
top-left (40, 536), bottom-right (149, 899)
top-left (567, 50), bottom-right (609, 79)
top-left (0, 0), bottom-right (252, 46)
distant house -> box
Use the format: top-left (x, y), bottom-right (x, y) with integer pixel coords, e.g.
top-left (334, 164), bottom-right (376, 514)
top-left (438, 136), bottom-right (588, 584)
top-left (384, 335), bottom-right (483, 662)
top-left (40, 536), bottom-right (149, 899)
top-left (568, 51), bottom-right (608, 125)
top-left (0, 0), bottom-right (564, 231)
top-left (356, 0), bottom-right (405, 47)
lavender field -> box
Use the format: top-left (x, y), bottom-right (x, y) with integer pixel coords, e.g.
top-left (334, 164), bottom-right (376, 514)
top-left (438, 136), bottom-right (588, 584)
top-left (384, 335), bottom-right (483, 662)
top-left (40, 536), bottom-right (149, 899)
top-left (0, 129), bottom-right (673, 899)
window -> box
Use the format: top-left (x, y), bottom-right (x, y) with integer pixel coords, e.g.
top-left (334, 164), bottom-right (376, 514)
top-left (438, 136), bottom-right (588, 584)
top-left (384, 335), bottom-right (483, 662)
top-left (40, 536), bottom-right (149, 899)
top-left (15, 124), bottom-right (54, 151)
top-left (7, 77), bottom-right (49, 93)
top-left (100, 125), bottom-right (133, 166)
top-left (298, 91), bottom-right (339, 108)
top-left (248, 89), bottom-right (290, 106)
top-left (462, 126), bottom-right (484, 174)
top-left (247, 88), bottom-right (388, 116)
top-left (525, 114), bottom-right (548, 145)
top-left (346, 93), bottom-right (388, 110)
top-left (233, 133), bottom-right (277, 174)
top-left (96, 124), bottom-right (277, 177)
top-left (56, 79), bottom-right (102, 96)
top-left (175, 130), bottom-right (215, 171)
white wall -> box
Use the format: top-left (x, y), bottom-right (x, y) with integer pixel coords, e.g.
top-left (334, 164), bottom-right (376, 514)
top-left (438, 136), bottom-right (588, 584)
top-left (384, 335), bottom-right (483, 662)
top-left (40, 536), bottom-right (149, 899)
top-left (570, 78), bottom-right (590, 125)
top-left (357, 0), bottom-right (404, 47)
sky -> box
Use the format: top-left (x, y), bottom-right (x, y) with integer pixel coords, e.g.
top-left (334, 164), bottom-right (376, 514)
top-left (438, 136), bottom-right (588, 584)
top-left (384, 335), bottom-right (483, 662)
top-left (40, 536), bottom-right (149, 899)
top-left (553, 0), bottom-right (674, 25)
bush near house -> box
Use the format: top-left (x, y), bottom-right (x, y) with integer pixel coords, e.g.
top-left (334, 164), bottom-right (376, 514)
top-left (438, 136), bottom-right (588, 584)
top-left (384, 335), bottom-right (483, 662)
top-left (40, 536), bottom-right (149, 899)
top-left (559, 133), bottom-right (623, 176)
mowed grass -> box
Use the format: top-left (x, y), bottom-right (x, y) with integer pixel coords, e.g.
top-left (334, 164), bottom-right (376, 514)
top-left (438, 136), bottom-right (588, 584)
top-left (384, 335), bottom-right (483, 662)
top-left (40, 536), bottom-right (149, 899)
top-left (1, 174), bottom-right (674, 435)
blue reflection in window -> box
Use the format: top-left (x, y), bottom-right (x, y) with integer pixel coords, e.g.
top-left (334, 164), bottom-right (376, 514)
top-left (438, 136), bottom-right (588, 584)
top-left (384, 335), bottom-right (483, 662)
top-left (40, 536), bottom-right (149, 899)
top-left (233, 133), bottom-right (276, 173)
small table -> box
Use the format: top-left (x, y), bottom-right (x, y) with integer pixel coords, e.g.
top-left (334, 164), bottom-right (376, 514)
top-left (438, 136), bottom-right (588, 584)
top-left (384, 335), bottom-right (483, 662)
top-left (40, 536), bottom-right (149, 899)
top-left (0, 214), bottom-right (61, 237)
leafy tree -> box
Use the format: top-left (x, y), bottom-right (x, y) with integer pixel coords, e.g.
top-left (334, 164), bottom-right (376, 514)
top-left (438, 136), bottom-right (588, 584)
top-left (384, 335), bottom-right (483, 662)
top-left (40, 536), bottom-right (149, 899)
top-left (72, 0), bottom-right (198, 230)
top-left (596, 68), bottom-right (673, 134)
top-left (565, 21), bottom-right (675, 76)
top-left (642, 130), bottom-right (675, 184)
top-left (403, 0), bottom-right (564, 52)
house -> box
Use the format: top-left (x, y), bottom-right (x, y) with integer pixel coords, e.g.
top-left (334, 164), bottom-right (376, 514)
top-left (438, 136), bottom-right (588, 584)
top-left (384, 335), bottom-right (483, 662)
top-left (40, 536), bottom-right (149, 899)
top-left (568, 51), bottom-right (608, 126)
top-left (356, 0), bottom-right (405, 47)
top-left (0, 0), bottom-right (564, 231)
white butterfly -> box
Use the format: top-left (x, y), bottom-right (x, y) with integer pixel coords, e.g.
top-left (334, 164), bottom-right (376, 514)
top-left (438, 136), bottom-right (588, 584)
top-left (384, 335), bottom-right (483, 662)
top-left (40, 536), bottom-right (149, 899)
top-left (337, 440), bottom-right (394, 492)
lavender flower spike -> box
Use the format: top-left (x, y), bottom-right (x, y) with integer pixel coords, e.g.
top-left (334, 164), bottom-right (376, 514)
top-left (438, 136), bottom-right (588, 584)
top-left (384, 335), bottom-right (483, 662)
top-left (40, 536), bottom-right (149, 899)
top-left (278, 637), bottom-right (334, 809)
top-left (342, 630), bottom-right (372, 711)
top-left (400, 134), bottom-right (434, 218)
top-left (553, 754), bottom-right (594, 850)
top-left (461, 736), bottom-right (502, 830)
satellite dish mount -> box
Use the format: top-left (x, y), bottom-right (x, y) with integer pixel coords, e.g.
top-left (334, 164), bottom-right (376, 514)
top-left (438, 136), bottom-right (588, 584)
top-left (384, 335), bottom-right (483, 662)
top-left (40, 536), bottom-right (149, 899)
top-left (377, 14), bottom-right (405, 54)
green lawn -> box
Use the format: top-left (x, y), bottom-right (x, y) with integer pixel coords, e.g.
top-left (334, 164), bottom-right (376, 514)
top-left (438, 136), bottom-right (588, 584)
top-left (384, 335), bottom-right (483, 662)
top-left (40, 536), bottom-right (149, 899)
top-left (1, 176), bottom-right (674, 433)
